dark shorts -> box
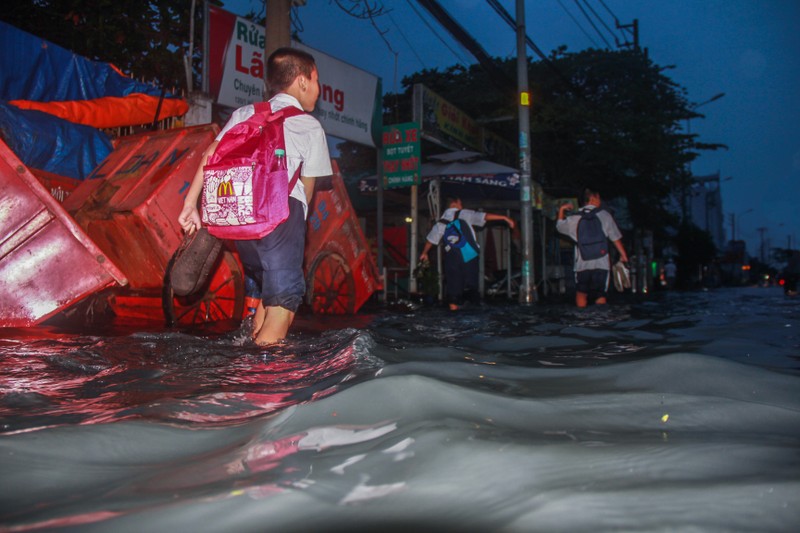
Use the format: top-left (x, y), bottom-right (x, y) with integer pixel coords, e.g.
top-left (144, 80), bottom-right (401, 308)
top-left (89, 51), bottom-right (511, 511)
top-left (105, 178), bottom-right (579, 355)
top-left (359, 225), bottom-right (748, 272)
top-left (576, 268), bottom-right (610, 297)
top-left (235, 198), bottom-right (306, 312)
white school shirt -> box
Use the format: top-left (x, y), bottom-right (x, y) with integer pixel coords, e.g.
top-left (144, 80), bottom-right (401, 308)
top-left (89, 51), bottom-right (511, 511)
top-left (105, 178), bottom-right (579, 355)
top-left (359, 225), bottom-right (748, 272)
top-left (425, 207), bottom-right (487, 247)
top-left (216, 93), bottom-right (332, 218)
top-left (555, 205), bottom-right (622, 271)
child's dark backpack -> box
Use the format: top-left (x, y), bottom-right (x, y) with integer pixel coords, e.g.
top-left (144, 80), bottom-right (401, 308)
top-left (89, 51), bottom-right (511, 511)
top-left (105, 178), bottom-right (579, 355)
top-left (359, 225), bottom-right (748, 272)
top-left (440, 210), bottom-right (478, 262)
top-left (577, 207), bottom-right (608, 260)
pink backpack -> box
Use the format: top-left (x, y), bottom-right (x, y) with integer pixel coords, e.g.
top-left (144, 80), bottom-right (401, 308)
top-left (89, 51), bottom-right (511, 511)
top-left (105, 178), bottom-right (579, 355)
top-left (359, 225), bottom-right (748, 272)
top-left (201, 102), bottom-right (303, 240)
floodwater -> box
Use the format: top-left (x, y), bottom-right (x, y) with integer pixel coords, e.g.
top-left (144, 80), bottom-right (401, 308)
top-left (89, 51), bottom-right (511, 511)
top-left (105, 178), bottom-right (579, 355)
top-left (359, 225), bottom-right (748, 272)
top-left (1, 286), bottom-right (798, 532)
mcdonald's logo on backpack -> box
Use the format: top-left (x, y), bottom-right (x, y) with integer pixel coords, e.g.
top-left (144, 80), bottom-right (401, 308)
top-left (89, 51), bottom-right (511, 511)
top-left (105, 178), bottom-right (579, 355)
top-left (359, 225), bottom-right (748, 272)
top-left (217, 179), bottom-right (234, 198)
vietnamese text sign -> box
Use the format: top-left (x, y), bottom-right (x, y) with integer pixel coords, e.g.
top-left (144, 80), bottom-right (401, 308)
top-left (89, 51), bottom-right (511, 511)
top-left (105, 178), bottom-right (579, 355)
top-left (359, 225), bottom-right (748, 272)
top-left (207, 6), bottom-right (380, 147)
top-left (208, 5), bottom-right (266, 108)
top-left (413, 84), bottom-right (481, 151)
top-left (383, 123), bottom-right (420, 188)
top-left (295, 43), bottom-right (380, 148)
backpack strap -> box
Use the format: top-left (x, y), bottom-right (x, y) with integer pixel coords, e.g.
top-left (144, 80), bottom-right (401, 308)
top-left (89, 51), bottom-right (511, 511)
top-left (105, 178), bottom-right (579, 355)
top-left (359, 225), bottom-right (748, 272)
top-left (288, 164), bottom-right (303, 191)
top-left (257, 103), bottom-right (306, 192)
top-left (267, 104), bottom-right (305, 122)
top-left (252, 101), bottom-right (271, 116)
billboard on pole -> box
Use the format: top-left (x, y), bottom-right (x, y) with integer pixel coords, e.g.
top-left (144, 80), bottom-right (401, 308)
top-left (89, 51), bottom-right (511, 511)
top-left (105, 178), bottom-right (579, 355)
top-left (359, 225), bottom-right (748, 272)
top-left (207, 6), bottom-right (380, 147)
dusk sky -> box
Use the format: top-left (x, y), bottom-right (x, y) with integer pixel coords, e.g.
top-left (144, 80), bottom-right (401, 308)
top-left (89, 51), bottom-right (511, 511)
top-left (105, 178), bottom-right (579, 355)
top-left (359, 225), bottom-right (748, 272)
top-left (226, 0), bottom-right (799, 258)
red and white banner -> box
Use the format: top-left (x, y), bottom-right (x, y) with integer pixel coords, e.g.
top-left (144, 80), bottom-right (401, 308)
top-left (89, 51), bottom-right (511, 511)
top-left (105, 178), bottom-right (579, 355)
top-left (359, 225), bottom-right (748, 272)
top-left (208, 5), bottom-right (380, 147)
top-left (208, 5), bottom-right (266, 108)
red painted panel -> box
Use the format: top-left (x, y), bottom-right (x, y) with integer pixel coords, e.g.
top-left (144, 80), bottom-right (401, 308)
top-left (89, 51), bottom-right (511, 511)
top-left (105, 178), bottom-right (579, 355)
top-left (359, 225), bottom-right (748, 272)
top-left (69, 125), bottom-right (219, 291)
top-left (305, 161), bottom-right (381, 313)
top-left (0, 140), bottom-right (127, 327)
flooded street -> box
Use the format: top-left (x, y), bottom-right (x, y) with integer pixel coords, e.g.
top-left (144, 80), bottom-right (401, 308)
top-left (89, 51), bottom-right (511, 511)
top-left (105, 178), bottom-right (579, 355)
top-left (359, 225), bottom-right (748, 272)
top-left (1, 286), bottom-right (799, 531)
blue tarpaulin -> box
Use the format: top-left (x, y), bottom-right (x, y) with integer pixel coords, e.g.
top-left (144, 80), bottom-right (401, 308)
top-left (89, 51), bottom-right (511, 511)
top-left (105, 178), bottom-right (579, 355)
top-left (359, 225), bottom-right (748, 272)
top-left (0, 21), bottom-right (182, 179)
top-left (0, 102), bottom-right (112, 180)
top-left (0, 20), bottom-right (166, 102)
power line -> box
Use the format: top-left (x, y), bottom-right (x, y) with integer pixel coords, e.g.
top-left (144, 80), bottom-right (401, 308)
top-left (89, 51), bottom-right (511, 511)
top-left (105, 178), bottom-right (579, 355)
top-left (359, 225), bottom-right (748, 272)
top-left (485, 0), bottom-right (548, 61)
top-left (414, 0), bottom-right (514, 92)
top-left (592, 0), bottom-right (640, 50)
top-left (388, 10), bottom-right (426, 69)
top-left (484, 0), bottom-right (579, 94)
top-left (579, 0), bottom-right (619, 47)
top-left (571, 0), bottom-right (612, 48)
top-left (405, 0), bottom-right (470, 65)
top-left (596, 0), bottom-right (619, 24)
top-left (555, 0), bottom-right (600, 48)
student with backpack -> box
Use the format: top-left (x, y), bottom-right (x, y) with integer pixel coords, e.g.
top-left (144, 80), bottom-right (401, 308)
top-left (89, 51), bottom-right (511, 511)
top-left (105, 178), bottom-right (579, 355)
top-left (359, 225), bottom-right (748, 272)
top-left (419, 197), bottom-right (515, 311)
top-left (556, 188), bottom-right (629, 308)
top-left (178, 47), bottom-right (332, 345)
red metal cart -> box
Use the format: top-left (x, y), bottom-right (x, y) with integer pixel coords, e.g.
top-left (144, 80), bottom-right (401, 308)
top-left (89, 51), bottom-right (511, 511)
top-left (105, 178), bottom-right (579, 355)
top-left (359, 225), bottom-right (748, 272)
top-left (0, 139), bottom-right (127, 327)
top-left (0, 125), bottom-right (381, 328)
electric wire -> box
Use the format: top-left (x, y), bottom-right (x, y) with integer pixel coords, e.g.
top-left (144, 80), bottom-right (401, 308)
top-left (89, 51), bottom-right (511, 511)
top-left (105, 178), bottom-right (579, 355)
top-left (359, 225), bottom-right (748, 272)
top-left (388, 10), bottom-right (427, 69)
top-left (414, 0), bottom-right (515, 92)
top-left (484, 0), bottom-right (549, 62)
top-left (579, 0), bottom-right (618, 47)
top-left (555, 0), bottom-right (600, 48)
top-left (589, 0), bottom-right (638, 49)
top-left (404, 0), bottom-right (470, 66)
top-left (590, 0), bottom-right (634, 47)
top-left (597, 0), bottom-right (620, 25)
top-left (572, 0), bottom-right (612, 48)
top-left (483, 0), bottom-right (579, 94)
top-left (291, 5), bottom-right (305, 34)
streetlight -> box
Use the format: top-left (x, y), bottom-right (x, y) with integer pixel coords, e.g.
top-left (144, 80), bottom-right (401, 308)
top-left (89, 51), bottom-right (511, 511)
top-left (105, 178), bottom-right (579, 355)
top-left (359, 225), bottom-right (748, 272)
top-left (779, 223), bottom-right (795, 251)
top-left (686, 93), bottom-right (725, 174)
top-left (696, 92), bottom-right (726, 109)
top-left (686, 92), bottom-right (725, 134)
top-left (682, 92), bottom-right (725, 221)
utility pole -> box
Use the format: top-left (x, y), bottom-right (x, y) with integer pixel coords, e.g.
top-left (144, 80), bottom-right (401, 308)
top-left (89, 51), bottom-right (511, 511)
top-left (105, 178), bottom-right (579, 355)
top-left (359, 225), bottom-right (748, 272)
top-left (265, 0), bottom-right (293, 66)
top-left (757, 227), bottom-right (767, 263)
top-left (616, 19), bottom-right (639, 50)
top-left (516, 0), bottom-right (536, 304)
top-left (729, 213), bottom-right (735, 242)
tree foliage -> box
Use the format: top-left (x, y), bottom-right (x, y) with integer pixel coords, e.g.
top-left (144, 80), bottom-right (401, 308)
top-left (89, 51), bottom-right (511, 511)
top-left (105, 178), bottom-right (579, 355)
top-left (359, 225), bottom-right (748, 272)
top-left (0, 0), bottom-right (204, 91)
top-left (383, 47), bottom-right (724, 237)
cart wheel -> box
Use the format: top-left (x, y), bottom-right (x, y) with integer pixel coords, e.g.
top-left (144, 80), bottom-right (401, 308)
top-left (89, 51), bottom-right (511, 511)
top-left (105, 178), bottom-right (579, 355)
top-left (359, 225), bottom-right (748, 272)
top-left (306, 251), bottom-right (356, 314)
top-left (163, 250), bottom-right (245, 326)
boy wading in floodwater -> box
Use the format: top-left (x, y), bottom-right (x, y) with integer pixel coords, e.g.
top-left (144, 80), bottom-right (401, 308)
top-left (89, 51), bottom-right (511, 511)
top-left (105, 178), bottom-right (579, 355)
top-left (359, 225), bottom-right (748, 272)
top-left (179, 48), bottom-right (332, 345)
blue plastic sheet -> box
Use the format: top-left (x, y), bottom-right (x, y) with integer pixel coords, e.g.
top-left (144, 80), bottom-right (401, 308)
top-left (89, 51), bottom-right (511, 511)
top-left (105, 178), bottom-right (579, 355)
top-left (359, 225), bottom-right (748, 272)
top-left (0, 103), bottom-right (112, 180)
top-left (0, 20), bottom-right (169, 102)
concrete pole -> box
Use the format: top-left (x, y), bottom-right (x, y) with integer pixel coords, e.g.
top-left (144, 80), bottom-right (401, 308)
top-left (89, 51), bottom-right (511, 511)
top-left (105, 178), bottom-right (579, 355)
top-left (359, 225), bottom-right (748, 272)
top-left (516, 0), bottom-right (536, 303)
top-left (265, 0), bottom-right (292, 66)
top-left (409, 185), bottom-right (418, 293)
top-left (202, 0), bottom-right (209, 93)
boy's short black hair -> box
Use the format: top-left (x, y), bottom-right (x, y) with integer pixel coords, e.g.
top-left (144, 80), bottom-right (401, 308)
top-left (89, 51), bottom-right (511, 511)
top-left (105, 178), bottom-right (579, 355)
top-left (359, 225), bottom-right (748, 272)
top-left (267, 47), bottom-right (316, 94)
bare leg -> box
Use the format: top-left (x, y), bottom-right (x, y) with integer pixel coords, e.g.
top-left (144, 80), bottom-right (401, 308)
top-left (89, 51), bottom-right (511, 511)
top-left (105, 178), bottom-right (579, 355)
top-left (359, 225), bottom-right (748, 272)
top-left (576, 291), bottom-right (588, 308)
top-left (254, 305), bottom-right (295, 345)
top-left (595, 296), bottom-right (607, 305)
top-left (252, 301), bottom-right (267, 337)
